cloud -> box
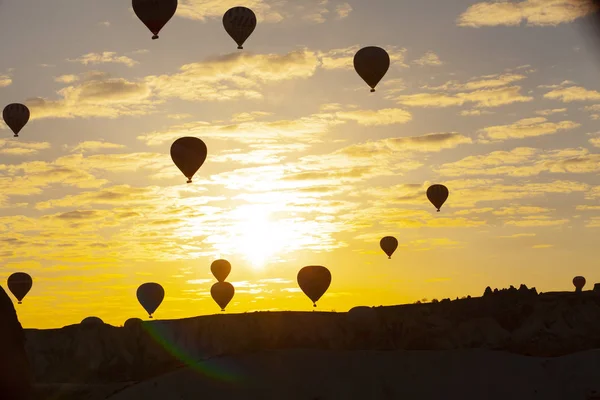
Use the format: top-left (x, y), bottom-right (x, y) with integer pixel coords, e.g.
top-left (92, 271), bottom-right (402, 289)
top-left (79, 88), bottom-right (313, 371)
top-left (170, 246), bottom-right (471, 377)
top-left (477, 117), bottom-right (580, 142)
top-left (138, 112), bottom-right (345, 146)
top-left (98, 21), bottom-right (111, 27)
top-left (492, 206), bottom-right (551, 215)
top-left (499, 233), bottom-right (537, 238)
top-left (335, 3), bottom-right (353, 19)
top-left (532, 244), bottom-right (554, 248)
top-left (0, 139), bottom-right (50, 156)
top-left (536, 108), bottom-right (567, 116)
top-left (589, 135), bottom-right (600, 148)
top-left (460, 109), bottom-right (495, 116)
top-left (505, 216), bottom-right (569, 227)
top-left (146, 50), bottom-right (319, 102)
top-left (457, 0), bottom-right (597, 28)
top-left (318, 45), bottom-right (407, 70)
top-left (435, 179), bottom-right (589, 208)
top-left (396, 86), bottom-right (533, 108)
top-left (69, 141), bottom-right (126, 153)
top-left (413, 51), bottom-right (443, 66)
top-left (54, 74), bottom-right (79, 84)
top-left (68, 52), bottom-right (139, 67)
top-left (338, 133), bottom-right (472, 158)
top-left (176, 0), bottom-right (354, 24)
top-left (25, 71), bottom-right (155, 119)
top-left (230, 111), bottom-right (273, 123)
top-left (167, 113), bottom-right (193, 120)
top-left (544, 86), bottom-right (600, 102)
top-left (334, 108), bottom-right (412, 126)
top-left (423, 73), bottom-right (527, 92)
top-left (437, 147), bottom-right (600, 177)
top-left (0, 74), bottom-right (12, 87)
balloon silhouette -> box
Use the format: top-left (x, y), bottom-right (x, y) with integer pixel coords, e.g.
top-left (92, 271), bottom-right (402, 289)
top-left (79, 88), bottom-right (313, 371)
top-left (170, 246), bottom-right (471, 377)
top-left (223, 7), bottom-right (257, 49)
top-left (81, 316), bottom-right (104, 326)
top-left (211, 259), bottom-right (231, 282)
top-left (132, 0), bottom-right (178, 40)
top-left (137, 282), bottom-right (165, 318)
top-left (211, 282), bottom-right (235, 311)
top-left (380, 236), bottom-right (398, 259)
top-left (170, 137), bottom-right (208, 183)
top-left (427, 184), bottom-right (449, 212)
top-left (7, 272), bottom-right (32, 304)
top-left (573, 276), bottom-right (586, 292)
top-left (3, 103), bottom-right (30, 137)
top-left (297, 265), bottom-right (331, 307)
top-left (347, 306), bottom-right (378, 331)
top-left (124, 317), bottom-right (143, 329)
top-left (353, 46), bottom-right (390, 92)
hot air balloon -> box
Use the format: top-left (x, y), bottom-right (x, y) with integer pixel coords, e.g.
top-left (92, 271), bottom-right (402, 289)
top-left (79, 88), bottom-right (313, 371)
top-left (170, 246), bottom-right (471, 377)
top-left (136, 282), bottom-right (164, 318)
top-left (3, 103), bottom-right (30, 137)
top-left (211, 259), bottom-right (231, 282)
top-left (297, 265), bottom-right (331, 307)
top-left (170, 137), bottom-right (208, 183)
top-left (7, 272), bottom-right (32, 304)
top-left (347, 306), bottom-right (378, 331)
top-left (124, 317), bottom-right (143, 329)
top-left (573, 276), bottom-right (586, 292)
top-left (427, 184), bottom-right (449, 212)
top-left (81, 316), bottom-right (104, 326)
top-left (223, 7), bottom-right (257, 49)
top-left (380, 236), bottom-right (398, 259)
top-left (353, 46), bottom-right (390, 92)
top-left (211, 282), bottom-right (234, 311)
top-left (132, 0), bottom-right (178, 40)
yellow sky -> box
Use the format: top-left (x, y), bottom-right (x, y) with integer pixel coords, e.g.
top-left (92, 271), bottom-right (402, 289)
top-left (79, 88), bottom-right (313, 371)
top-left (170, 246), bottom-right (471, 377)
top-left (1, 0), bottom-right (600, 328)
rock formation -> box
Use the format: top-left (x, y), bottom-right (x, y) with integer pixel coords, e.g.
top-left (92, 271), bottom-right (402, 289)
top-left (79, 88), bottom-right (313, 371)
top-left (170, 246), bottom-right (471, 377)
top-left (24, 286), bottom-right (600, 387)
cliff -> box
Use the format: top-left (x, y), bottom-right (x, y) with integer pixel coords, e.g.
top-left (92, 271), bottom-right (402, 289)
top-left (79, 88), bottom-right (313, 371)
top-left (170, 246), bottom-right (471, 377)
top-left (25, 286), bottom-right (600, 386)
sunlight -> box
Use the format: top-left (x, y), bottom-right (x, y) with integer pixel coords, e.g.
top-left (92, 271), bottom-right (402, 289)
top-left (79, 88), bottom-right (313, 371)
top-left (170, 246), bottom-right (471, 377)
top-left (234, 205), bottom-right (287, 269)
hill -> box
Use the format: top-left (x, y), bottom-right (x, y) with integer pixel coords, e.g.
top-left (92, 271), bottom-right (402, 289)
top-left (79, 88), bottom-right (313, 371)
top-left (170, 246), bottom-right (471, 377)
top-left (25, 285), bottom-right (600, 399)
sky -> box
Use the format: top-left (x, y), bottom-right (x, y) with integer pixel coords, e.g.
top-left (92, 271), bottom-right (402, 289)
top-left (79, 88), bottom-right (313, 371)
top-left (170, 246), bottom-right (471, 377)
top-left (1, 0), bottom-right (600, 329)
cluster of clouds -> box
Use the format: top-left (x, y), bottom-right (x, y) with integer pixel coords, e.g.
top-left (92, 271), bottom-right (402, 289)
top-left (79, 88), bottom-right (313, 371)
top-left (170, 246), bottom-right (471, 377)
top-left (1, 0), bottom-right (600, 298)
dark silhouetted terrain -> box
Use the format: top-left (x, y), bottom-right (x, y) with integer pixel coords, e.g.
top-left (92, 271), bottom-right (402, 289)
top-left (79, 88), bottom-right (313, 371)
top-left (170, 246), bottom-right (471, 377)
top-left (28, 286), bottom-right (600, 399)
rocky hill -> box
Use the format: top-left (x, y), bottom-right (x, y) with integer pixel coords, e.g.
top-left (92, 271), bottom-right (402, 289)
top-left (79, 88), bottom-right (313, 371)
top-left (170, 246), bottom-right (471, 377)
top-left (25, 285), bottom-right (600, 387)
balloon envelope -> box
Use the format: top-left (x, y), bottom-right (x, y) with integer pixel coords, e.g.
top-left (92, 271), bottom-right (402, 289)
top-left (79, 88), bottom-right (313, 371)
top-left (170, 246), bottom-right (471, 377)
top-left (223, 7), bottom-right (257, 49)
top-left (380, 236), bottom-right (398, 259)
top-left (353, 46), bottom-right (390, 92)
top-left (211, 282), bottom-right (235, 311)
top-left (132, 0), bottom-right (178, 39)
top-left (427, 184), bottom-right (449, 212)
top-left (81, 316), bottom-right (104, 326)
top-left (7, 272), bottom-right (32, 304)
top-left (137, 282), bottom-right (165, 318)
top-left (124, 317), bottom-right (143, 329)
top-left (573, 276), bottom-right (586, 290)
top-left (170, 137), bottom-right (208, 183)
top-left (3, 103), bottom-right (30, 137)
top-left (297, 265), bottom-right (331, 307)
top-left (211, 259), bottom-right (231, 282)
top-left (347, 306), bottom-right (378, 330)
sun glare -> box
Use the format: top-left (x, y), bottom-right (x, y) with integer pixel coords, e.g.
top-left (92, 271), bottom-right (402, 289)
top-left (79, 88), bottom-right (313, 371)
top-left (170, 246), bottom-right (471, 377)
top-left (233, 205), bottom-right (289, 269)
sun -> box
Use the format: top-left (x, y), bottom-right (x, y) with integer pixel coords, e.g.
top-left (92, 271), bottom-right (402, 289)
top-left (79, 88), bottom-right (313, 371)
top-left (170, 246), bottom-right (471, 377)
top-left (234, 205), bottom-right (288, 269)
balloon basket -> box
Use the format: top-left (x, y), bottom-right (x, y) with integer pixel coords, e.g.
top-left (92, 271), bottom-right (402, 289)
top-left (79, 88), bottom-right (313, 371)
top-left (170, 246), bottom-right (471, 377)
top-left (238, 45), bottom-right (243, 50)
top-left (18, 301), bottom-right (22, 304)
top-left (152, 35), bottom-right (159, 40)
top-left (370, 88), bottom-right (375, 93)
